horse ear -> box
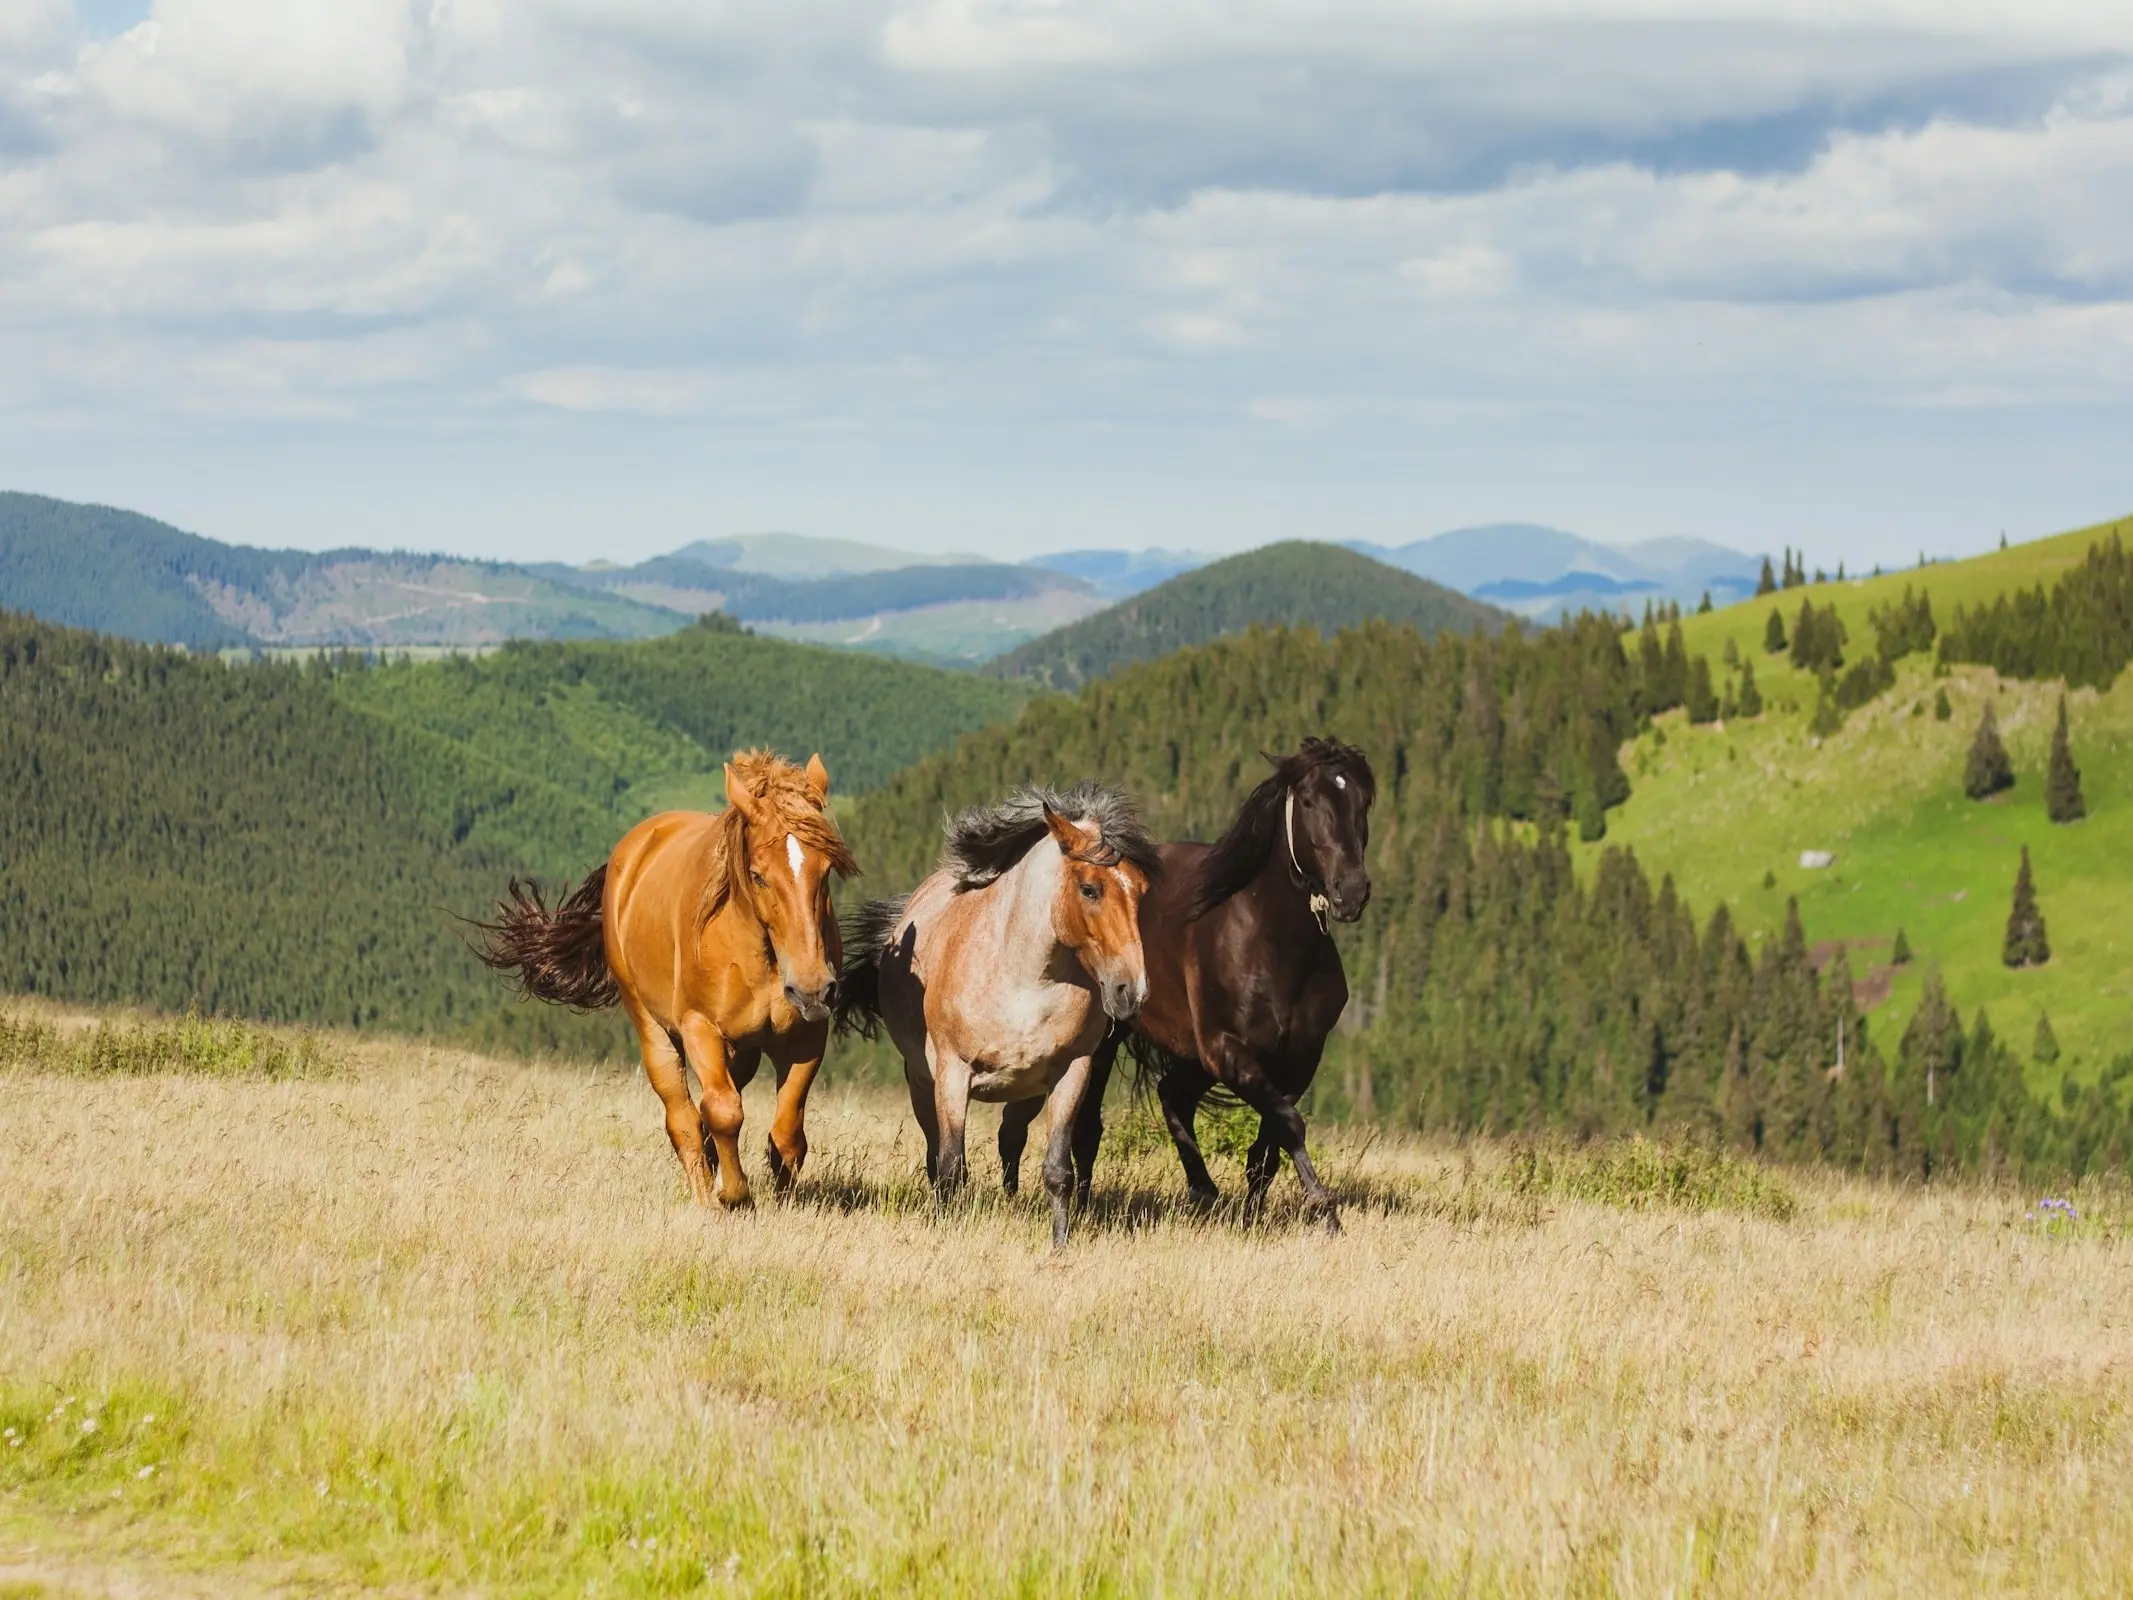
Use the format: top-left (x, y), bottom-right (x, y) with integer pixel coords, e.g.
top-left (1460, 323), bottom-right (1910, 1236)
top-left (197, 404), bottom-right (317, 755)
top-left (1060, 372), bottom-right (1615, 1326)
top-left (1042, 805), bottom-right (1090, 855)
top-left (805, 752), bottom-right (831, 805)
top-left (723, 763), bottom-right (758, 820)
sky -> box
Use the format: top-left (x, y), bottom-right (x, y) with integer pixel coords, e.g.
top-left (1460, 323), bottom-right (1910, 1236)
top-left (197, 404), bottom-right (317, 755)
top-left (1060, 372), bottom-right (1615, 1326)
top-left (1, 2), bottom-right (2130, 567)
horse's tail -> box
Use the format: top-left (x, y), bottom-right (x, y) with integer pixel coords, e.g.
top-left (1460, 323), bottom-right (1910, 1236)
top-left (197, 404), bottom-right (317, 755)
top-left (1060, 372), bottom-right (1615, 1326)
top-left (1123, 1026), bottom-right (1244, 1108)
top-left (833, 892), bottom-right (910, 1040)
top-left (470, 866), bottom-right (621, 1011)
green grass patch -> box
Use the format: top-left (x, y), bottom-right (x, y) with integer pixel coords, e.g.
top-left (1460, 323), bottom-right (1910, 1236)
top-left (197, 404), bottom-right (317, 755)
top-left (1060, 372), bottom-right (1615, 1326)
top-left (0, 1009), bottom-right (335, 1079)
top-left (1504, 1136), bottom-right (1800, 1220)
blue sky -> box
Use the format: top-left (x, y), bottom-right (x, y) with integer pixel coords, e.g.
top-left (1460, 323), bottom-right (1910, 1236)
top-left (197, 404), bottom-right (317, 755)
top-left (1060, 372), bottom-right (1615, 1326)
top-left (1, 1), bottom-right (2129, 567)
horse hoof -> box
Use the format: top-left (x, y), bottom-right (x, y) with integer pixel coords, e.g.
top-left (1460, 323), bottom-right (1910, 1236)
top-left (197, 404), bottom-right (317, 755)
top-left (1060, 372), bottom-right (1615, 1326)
top-left (720, 1191), bottom-right (755, 1213)
top-left (1322, 1210), bottom-right (1344, 1237)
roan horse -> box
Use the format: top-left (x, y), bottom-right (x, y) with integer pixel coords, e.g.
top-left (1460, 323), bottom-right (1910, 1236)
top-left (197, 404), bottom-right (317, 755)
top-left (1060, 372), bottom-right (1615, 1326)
top-left (475, 749), bottom-right (858, 1208)
top-left (836, 783), bottom-right (1159, 1247)
top-left (999, 738), bottom-right (1375, 1233)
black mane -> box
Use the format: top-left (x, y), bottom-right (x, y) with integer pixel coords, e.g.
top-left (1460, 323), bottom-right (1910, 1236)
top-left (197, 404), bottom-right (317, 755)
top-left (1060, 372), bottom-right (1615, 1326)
top-left (1192, 737), bottom-right (1374, 918)
top-left (940, 781), bottom-right (1161, 890)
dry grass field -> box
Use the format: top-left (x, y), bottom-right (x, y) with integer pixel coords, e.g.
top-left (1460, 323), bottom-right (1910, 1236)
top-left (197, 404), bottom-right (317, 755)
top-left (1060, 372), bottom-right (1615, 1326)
top-left (3, 1006), bottom-right (2131, 1597)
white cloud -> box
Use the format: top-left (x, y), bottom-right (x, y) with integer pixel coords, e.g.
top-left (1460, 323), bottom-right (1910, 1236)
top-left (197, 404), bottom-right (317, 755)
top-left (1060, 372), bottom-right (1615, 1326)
top-left (0, 0), bottom-right (2130, 560)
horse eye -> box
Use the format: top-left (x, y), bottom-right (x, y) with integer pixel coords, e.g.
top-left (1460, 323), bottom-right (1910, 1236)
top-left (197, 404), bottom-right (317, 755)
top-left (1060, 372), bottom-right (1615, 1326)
top-left (751, 871), bottom-right (767, 887)
top-left (1079, 882), bottom-right (1101, 901)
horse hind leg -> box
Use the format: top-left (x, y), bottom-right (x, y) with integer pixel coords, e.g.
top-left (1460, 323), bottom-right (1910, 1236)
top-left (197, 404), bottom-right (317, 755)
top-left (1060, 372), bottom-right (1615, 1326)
top-left (999, 1098), bottom-right (1041, 1197)
top-left (1242, 1119), bottom-right (1283, 1227)
top-left (1155, 1062), bottom-right (1221, 1207)
top-left (629, 1005), bottom-right (716, 1208)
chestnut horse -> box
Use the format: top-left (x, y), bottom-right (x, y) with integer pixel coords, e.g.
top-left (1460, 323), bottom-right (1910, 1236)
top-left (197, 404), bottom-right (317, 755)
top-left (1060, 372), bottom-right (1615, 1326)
top-left (475, 749), bottom-right (858, 1208)
top-left (835, 783), bottom-right (1158, 1247)
top-left (1000, 738), bottom-right (1375, 1232)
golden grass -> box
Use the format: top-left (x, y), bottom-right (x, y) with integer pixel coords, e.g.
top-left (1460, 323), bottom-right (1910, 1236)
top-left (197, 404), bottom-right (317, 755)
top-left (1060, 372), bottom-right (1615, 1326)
top-left (3, 1024), bottom-right (2130, 1597)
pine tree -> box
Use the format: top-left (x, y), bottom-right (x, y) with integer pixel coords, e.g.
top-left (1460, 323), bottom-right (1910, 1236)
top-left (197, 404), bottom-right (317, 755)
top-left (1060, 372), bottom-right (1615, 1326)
top-left (1933, 686), bottom-right (1952, 721)
top-left (2002, 845), bottom-right (2051, 968)
top-left (1663, 620), bottom-right (1691, 708)
top-left (1764, 608), bottom-right (1787, 654)
top-left (1964, 703), bottom-right (2014, 800)
top-left (1891, 927), bottom-right (1912, 966)
top-left (2047, 694), bottom-right (2086, 823)
top-left (1686, 656), bottom-right (1720, 724)
top-left (2033, 1010), bottom-right (2061, 1066)
top-left (1756, 557), bottom-right (1777, 597)
top-left (1697, 591), bottom-right (1713, 614)
top-left (1736, 658), bottom-right (1763, 717)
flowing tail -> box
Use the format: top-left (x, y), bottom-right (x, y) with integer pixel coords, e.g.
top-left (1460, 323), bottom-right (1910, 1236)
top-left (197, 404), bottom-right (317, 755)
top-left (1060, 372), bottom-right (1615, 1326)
top-left (833, 893), bottom-right (910, 1040)
top-left (470, 866), bottom-right (620, 1011)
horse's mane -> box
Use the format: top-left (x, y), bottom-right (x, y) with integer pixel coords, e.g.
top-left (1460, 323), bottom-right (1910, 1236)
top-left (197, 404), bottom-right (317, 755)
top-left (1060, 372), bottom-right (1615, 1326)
top-left (939, 781), bottom-right (1160, 891)
top-left (697, 748), bottom-right (860, 928)
top-left (1192, 737), bottom-right (1375, 918)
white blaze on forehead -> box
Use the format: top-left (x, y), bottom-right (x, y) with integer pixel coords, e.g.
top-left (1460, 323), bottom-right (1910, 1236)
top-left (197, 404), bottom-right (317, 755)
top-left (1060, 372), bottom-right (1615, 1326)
top-left (1112, 868), bottom-right (1135, 893)
top-left (786, 832), bottom-right (806, 882)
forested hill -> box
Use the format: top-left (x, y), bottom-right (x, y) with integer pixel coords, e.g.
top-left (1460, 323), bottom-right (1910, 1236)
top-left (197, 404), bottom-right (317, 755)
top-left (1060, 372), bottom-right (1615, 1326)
top-left (0, 492), bottom-right (684, 649)
top-left (0, 612), bottom-right (1026, 1056)
top-left (850, 589), bottom-right (2133, 1182)
top-left (983, 541), bottom-right (1508, 690)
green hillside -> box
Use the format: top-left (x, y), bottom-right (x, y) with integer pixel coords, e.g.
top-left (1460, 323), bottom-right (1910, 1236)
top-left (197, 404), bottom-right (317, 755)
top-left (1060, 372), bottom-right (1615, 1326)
top-left (0, 612), bottom-right (1027, 1055)
top-left (0, 492), bottom-right (683, 649)
top-left (1587, 514), bottom-right (2133, 1077)
top-left (984, 541), bottom-right (1507, 689)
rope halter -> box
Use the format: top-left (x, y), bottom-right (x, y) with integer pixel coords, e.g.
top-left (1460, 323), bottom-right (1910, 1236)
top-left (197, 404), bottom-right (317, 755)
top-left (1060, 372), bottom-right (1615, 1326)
top-left (1284, 788), bottom-right (1332, 936)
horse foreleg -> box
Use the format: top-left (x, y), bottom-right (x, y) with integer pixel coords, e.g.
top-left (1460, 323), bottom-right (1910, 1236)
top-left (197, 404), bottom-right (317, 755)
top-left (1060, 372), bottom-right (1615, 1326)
top-left (1041, 1053), bottom-right (1099, 1249)
top-left (1220, 1051), bottom-right (1339, 1235)
top-left (998, 1098), bottom-right (1041, 1196)
top-left (901, 1058), bottom-right (941, 1184)
top-left (1156, 1062), bottom-right (1221, 1206)
top-left (929, 1041), bottom-right (973, 1201)
top-left (629, 1002), bottom-right (716, 1208)
top-left (678, 1015), bottom-right (752, 1211)
top-left (1069, 1036), bottom-right (1117, 1208)
top-left (765, 1028), bottom-right (825, 1197)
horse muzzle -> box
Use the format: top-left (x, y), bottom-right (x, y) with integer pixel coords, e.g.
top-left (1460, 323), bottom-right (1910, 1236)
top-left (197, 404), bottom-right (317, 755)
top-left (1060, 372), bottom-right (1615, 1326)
top-left (1330, 876), bottom-right (1371, 923)
top-left (1100, 978), bottom-right (1144, 1023)
top-left (783, 979), bottom-right (838, 1023)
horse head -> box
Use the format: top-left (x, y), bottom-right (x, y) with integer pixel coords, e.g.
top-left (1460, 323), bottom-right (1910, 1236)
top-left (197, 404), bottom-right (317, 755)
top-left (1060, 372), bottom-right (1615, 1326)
top-left (1283, 740), bottom-right (1375, 923)
top-left (1042, 805), bottom-right (1151, 1022)
top-left (725, 751), bottom-right (852, 1022)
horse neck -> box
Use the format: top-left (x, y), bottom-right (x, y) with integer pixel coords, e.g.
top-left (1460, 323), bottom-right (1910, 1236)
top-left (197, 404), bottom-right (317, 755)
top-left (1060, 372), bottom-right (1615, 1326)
top-left (978, 843), bottom-right (1066, 979)
top-left (1255, 792), bottom-right (1319, 914)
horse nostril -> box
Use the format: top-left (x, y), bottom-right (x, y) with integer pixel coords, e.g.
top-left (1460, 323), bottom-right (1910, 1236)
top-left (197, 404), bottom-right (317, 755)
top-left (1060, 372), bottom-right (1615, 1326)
top-left (822, 979), bottom-right (840, 1009)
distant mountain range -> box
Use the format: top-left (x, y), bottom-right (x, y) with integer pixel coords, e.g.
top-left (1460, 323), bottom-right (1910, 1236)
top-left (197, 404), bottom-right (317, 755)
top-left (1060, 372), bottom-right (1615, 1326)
top-left (1347, 524), bottom-right (1762, 621)
top-left (0, 494), bottom-right (1102, 659)
top-left (986, 542), bottom-right (1507, 691)
top-left (0, 491), bottom-right (1761, 660)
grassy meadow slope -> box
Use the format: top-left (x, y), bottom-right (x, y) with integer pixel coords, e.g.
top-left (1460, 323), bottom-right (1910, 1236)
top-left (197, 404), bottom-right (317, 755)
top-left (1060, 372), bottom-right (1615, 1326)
top-left (985, 540), bottom-right (1507, 689)
top-left (1589, 514), bottom-right (2133, 1077)
top-left (4, 1012), bottom-right (2132, 1596)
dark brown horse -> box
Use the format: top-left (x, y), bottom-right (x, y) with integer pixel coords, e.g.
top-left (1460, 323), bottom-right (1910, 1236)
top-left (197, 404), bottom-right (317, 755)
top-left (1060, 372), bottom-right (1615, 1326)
top-left (999, 738), bottom-right (1375, 1232)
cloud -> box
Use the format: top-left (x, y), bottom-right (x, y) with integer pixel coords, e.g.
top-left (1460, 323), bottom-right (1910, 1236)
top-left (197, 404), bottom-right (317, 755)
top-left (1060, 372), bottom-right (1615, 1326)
top-left (1, 0), bottom-right (2131, 560)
